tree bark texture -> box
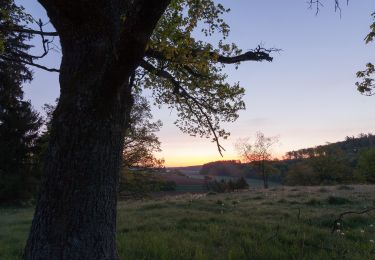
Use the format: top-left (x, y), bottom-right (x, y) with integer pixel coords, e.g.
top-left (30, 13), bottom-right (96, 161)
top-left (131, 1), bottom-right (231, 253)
top-left (23, 1), bottom-right (171, 259)
top-left (23, 35), bottom-right (131, 260)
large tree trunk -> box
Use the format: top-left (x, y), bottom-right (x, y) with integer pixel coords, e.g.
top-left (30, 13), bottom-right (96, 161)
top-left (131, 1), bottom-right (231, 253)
top-left (23, 1), bottom-right (171, 258)
top-left (23, 34), bottom-right (133, 259)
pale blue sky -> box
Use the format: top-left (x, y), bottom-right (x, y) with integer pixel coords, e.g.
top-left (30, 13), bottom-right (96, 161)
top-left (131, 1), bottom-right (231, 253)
top-left (19, 0), bottom-right (375, 166)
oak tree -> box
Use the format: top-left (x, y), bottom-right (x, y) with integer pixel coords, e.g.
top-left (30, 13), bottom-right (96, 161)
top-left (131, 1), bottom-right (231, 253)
top-left (3, 0), bottom-right (362, 258)
top-left (2, 0), bottom-right (276, 258)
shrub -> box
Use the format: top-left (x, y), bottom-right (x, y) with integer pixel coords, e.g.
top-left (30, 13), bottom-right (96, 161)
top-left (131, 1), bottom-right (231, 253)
top-left (235, 177), bottom-right (249, 190)
top-left (305, 198), bottom-right (321, 206)
top-left (119, 169), bottom-right (176, 196)
top-left (327, 196), bottom-right (350, 205)
top-left (207, 177), bottom-right (249, 193)
top-left (160, 181), bottom-right (176, 191)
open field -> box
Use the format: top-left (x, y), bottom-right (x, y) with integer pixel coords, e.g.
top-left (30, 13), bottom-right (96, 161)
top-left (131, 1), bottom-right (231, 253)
top-left (160, 171), bottom-right (281, 192)
top-left (1, 185), bottom-right (375, 259)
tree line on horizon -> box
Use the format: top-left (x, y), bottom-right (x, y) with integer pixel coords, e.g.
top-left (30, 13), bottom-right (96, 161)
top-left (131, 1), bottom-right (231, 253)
top-left (199, 133), bottom-right (375, 187)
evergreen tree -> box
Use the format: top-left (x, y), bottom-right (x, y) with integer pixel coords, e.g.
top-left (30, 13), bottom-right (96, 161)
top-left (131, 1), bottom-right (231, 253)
top-left (0, 0), bottom-right (42, 203)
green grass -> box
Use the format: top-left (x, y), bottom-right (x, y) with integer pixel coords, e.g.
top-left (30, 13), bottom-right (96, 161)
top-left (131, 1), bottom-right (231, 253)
top-left (0, 208), bottom-right (33, 260)
top-left (2, 185), bottom-right (375, 259)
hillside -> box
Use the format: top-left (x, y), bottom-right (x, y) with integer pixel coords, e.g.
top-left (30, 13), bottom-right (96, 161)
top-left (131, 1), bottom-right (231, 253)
top-left (284, 133), bottom-right (375, 161)
top-left (198, 134), bottom-right (375, 185)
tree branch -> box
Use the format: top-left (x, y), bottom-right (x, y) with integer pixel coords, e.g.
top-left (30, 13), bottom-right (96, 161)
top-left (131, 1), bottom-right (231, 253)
top-left (1, 26), bottom-right (58, 36)
top-left (1, 18), bottom-right (59, 71)
top-left (140, 59), bottom-right (225, 156)
top-left (212, 48), bottom-right (276, 64)
top-left (331, 207), bottom-right (375, 234)
top-left (308, 0), bottom-right (349, 16)
top-left (145, 45), bottom-right (278, 64)
top-left (0, 54), bottom-right (60, 72)
top-left (22, 19), bottom-right (58, 60)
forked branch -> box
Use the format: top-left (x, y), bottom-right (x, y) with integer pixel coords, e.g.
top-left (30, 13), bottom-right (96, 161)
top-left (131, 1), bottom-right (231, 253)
top-left (0, 54), bottom-right (60, 72)
top-left (140, 59), bottom-right (225, 156)
top-left (308, 0), bottom-right (349, 16)
top-left (0, 26), bottom-right (58, 36)
top-left (1, 18), bottom-right (60, 72)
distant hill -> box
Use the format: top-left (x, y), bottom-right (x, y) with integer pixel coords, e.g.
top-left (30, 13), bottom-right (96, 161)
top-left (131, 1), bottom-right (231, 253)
top-left (284, 133), bottom-right (375, 161)
top-left (167, 165), bottom-right (202, 175)
top-left (198, 133), bottom-right (375, 185)
top-left (200, 160), bottom-right (243, 177)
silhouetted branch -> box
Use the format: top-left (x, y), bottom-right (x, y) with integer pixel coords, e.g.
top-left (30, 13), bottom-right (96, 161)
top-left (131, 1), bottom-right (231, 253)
top-left (213, 46), bottom-right (278, 64)
top-left (331, 207), bottom-right (375, 234)
top-left (1, 26), bottom-right (58, 36)
top-left (140, 59), bottom-right (225, 156)
top-left (27, 19), bottom-right (57, 59)
top-left (308, 0), bottom-right (349, 16)
top-left (1, 18), bottom-right (60, 72)
top-left (145, 45), bottom-right (279, 64)
top-left (0, 54), bottom-right (60, 72)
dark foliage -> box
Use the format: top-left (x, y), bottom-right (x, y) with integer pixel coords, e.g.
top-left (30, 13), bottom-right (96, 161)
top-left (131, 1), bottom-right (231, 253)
top-left (284, 133), bottom-right (375, 161)
top-left (200, 160), bottom-right (282, 183)
top-left (284, 134), bottom-right (375, 185)
top-left (200, 160), bottom-right (242, 177)
top-left (206, 177), bottom-right (249, 193)
top-left (356, 147), bottom-right (375, 183)
top-left (123, 95), bottom-right (164, 169)
top-left (0, 0), bottom-right (42, 204)
top-left (119, 170), bottom-right (176, 199)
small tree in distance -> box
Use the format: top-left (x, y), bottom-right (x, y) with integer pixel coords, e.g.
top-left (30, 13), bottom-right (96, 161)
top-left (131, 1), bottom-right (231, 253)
top-left (236, 132), bottom-right (279, 189)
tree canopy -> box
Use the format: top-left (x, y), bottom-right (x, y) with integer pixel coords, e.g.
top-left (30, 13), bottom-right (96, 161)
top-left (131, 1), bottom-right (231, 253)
top-left (131, 0), bottom-right (276, 154)
top-left (123, 95), bottom-right (164, 169)
top-left (2, 0), bottom-right (276, 155)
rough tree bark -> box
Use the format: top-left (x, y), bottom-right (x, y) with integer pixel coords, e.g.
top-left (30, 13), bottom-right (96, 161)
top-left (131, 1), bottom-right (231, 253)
top-left (23, 1), bottom-right (171, 259)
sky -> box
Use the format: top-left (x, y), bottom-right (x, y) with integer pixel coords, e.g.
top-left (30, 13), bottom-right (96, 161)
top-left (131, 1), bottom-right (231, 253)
top-left (19, 0), bottom-right (375, 167)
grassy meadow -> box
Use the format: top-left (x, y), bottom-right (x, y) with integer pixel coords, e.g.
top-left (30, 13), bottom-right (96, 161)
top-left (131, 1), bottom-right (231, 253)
top-left (1, 185), bottom-right (375, 259)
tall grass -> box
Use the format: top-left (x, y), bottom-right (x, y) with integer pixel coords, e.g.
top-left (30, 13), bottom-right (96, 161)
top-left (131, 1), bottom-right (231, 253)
top-left (1, 185), bottom-right (375, 259)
